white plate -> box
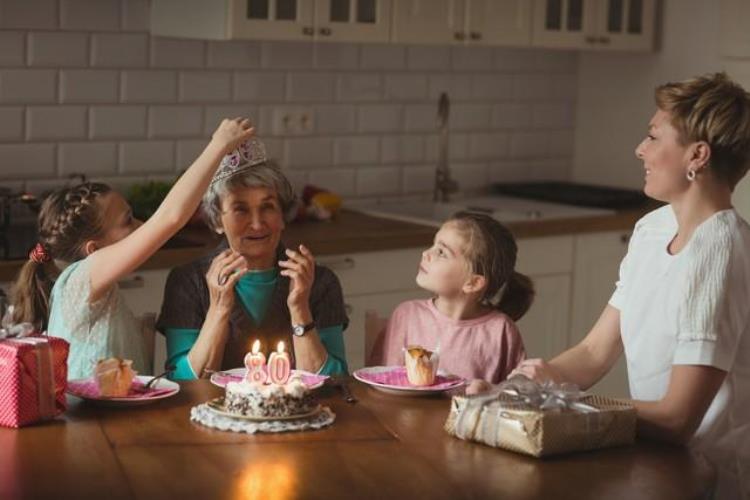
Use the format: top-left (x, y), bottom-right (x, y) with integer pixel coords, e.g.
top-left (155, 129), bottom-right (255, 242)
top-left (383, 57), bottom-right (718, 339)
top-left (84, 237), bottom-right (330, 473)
top-left (206, 397), bottom-right (322, 421)
top-left (67, 375), bottom-right (180, 406)
top-left (352, 366), bottom-right (466, 396)
top-left (210, 368), bottom-right (328, 389)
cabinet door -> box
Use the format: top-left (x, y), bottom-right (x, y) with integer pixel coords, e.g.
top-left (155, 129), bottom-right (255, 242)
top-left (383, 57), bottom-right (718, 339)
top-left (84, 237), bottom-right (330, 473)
top-left (118, 270), bottom-right (170, 375)
top-left (532, 0), bottom-right (596, 49)
top-left (595, 0), bottom-right (656, 51)
top-left (570, 231), bottom-right (630, 396)
top-left (344, 289), bottom-right (429, 371)
top-left (315, 0), bottom-right (392, 42)
top-left (516, 273), bottom-right (572, 360)
top-left (391, 0), bottom-right (465, 45)
top-left (466, 0), bottom-right (532, 46)
top-left (229, 0), bottom-right (316, 41)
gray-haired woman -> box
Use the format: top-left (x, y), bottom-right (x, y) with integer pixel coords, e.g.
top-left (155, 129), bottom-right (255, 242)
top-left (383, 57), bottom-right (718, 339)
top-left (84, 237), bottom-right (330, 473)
top-left (157, 138), bottom-right (348, 379)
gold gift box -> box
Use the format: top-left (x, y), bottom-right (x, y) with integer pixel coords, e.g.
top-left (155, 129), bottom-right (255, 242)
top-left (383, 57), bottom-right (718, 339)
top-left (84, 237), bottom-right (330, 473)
top-left (445, 393), bottom-right (637, 457)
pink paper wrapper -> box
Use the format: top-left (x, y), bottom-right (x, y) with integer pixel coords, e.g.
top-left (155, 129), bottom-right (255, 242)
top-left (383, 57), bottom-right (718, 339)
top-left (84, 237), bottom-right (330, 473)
top-left (358, 366), bottom-right (464, 390)
top-left (67, 379), bottom-right (176, 400)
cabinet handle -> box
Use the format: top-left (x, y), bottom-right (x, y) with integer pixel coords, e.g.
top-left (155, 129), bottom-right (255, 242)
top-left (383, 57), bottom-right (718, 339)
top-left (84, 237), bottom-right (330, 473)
top-left (585, 35), bottom-right (597, 43)
top-left (597, 36), bottom-right (610, 44)
top-left (454, 31), bottom-right (465, 41)
top-left (318, 257), bottom-right (356, 271)
top-left (302, 26), bottom-right (314, 36)
top-left (469, 31), bottom-right (482, 41)
top-left (319, 27), bottom-right (332, 36)
top-left (119, 275), bottom-right (145, 289)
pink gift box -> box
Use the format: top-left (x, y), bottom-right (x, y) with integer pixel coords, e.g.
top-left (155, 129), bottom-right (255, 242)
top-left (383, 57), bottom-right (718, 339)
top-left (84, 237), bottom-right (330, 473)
top-left (0, 335), bottom-right (69, 428)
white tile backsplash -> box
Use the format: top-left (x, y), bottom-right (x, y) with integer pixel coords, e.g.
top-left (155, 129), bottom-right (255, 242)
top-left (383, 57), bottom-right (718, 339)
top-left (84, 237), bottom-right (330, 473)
top-left (90, 105), bottom-right (146, 139)
top-left (0, 32), bottom-right (24, 66)
top-left (60, 0), bottom-right (120, 31)
top-left (27, 32), bottom-right (88, 67)
top-left (0, 2), bottom-right (576, 201)
top-left (91, 33), bottom-right (149, 68)
top-left (58, 142), bottom-right (117, 176)
top-left (179, 71), bottom-right (232, 103)
top-left (0, 69), bottom-right (56, 103)
top-left (0, 0), bottom-right (58, 30)
top-left (121, 70), bottom-right (177, 103)
top-left (26, 106), bottom-right (87, 140)
top-left (119, 140), bottom-right (175, 174)
top-left (60, 70), bottom-right (119, 103)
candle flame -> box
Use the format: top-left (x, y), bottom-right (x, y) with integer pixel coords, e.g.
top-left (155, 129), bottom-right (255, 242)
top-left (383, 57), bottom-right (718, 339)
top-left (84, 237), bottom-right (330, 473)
top-left (252, 339), bottom-right (260, 354)
top-left (277, 341), bottom-right (285, 353)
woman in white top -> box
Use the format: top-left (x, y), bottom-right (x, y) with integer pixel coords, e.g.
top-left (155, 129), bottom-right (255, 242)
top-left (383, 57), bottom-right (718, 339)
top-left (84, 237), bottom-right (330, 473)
top-left (506, 73), bottom-right (750, 499)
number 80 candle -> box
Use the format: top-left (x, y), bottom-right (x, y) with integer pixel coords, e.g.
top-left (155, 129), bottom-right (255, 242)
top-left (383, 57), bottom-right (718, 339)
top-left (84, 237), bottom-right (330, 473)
top-left (244, 339), bottom-right (267, 384)
top-left (267, 341), bottom-right (291, 385)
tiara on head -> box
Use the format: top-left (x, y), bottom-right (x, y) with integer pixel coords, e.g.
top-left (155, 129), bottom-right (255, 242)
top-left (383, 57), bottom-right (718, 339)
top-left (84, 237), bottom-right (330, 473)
top-left (211, 137), bottom-right (268, 185)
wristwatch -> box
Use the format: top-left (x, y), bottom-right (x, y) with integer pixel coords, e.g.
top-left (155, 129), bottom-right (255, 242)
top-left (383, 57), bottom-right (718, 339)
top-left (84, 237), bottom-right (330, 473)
top-left (292, 321), bottom-right (316, 337)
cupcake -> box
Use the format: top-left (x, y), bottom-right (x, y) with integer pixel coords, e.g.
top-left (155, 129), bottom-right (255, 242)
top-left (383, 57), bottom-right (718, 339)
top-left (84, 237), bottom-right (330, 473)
top-left (95, 358), bottom-right (136, 397)
top-left (404, 345), bottom-right (438, 386)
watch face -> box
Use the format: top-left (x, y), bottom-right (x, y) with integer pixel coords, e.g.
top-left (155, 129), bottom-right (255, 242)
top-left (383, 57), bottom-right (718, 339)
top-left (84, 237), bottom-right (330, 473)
top-left (293, 325), bottom-right (304, 336)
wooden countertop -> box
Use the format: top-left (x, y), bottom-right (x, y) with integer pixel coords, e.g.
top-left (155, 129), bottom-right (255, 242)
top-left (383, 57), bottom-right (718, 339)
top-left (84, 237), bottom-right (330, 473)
top-left (0, 379), bottom-right (714, 499)
top-left (0, 204), bottom-right (656, 282)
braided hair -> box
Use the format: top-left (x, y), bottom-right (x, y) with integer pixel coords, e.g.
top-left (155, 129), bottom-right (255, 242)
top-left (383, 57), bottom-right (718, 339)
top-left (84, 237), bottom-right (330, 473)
top-left (11, 182), bottom-right (111, 329)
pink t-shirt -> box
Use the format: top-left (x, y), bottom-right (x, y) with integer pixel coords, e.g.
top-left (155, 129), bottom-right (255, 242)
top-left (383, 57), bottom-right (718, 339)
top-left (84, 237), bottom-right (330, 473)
top-left (368, 299), bottom-right (526, 384)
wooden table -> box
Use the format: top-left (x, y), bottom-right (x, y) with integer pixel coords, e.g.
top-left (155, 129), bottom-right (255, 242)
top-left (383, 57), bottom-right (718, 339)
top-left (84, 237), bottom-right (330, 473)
top-left (1, 380), bottom-right (714, 499)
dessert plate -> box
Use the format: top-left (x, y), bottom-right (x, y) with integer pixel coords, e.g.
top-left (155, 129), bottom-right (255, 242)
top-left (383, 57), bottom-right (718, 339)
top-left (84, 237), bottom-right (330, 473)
top-left (67, 375), bottom-right (180, 406)
top-left (352, 366), bottom-right (466, 396)
top-left (205, 397), bottom-right (323, 422)
top-left (210, 368), bottom-right (328, 390)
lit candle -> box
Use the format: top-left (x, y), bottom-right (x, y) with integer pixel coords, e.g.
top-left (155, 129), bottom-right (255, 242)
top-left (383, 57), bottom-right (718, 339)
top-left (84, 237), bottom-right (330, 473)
top-left (267, 341), bottom-right (291, 385)
top-left (244, 339), bottom-right (267, 384)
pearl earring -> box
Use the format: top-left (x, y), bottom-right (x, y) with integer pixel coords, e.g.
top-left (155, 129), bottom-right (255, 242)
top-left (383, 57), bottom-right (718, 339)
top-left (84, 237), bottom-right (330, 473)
top-left (687, 169), bottom-right (696, 181)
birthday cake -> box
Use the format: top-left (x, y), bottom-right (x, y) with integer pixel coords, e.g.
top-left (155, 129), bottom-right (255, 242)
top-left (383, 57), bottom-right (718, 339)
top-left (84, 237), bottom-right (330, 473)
top-left (224, 374), bottom-right (316, 418)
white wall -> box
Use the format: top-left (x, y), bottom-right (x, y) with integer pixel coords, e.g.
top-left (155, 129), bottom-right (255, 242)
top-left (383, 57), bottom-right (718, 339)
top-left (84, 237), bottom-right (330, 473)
top-left (0, 0), bottom-right (578, 205)
top-left (572, 0), bottom-right (750, 217)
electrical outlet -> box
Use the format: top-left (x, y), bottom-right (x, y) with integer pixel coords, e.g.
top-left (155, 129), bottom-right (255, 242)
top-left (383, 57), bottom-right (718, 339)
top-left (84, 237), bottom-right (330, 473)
top-left (272, 107), bottom-right (315, 136)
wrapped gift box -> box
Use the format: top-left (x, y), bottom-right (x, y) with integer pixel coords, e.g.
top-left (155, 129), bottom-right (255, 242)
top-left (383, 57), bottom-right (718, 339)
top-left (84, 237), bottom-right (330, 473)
top-left (0, 336), bottom-right (69, 428)
top-left (445, 384), bottom-right (636, 457)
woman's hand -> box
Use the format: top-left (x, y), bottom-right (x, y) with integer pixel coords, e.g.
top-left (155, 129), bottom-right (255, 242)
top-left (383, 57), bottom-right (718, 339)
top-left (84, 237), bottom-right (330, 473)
top-left (465, 379), bottom-right (493, 395)
top-left (206, 249), bottom-right (248, 315)
top-left (279, 244), bottom-right (315, 322)
top-left (510, 358), bottom-right (564, 384)
top-left (211, 117), bottom-right (255, 155)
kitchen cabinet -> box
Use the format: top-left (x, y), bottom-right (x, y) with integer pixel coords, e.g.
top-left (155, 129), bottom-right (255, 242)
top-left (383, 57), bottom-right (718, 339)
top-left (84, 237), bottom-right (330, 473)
top-left (570, 230), bottom-right (630, 396)
top-left (152, 0), bottom-right (392, 43)
top-left (532, 0), bottom-right (657, 51)
top-left (118, 270), bottom-right (170, 376)
top-left (391, 0), bottom-right (531, 46)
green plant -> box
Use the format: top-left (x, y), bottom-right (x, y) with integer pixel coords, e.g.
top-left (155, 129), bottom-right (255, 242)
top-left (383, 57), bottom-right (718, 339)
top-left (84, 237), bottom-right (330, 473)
top-left (126, 180), bottom-right (173, 221)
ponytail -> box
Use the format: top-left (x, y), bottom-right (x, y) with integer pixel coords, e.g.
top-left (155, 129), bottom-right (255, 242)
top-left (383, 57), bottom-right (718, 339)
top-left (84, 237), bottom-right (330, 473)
top-left (496, 271), bottom-right (535, 321)
top-left (11, 259), bottom-right (56, 330)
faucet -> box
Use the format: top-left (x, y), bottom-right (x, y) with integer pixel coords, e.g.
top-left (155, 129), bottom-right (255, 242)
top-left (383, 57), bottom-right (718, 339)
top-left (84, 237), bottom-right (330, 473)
top-left (434, 92), bottom-right (459, 203)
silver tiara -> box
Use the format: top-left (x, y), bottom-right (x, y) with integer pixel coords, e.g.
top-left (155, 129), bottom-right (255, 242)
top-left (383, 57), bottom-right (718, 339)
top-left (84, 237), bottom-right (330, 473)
top-left (211, 137), bottom-right (268, 185)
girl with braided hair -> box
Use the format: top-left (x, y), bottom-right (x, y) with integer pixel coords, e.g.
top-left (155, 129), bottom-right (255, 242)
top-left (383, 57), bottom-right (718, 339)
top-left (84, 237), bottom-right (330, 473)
top-left (11, 118), bottom-right (254, 378)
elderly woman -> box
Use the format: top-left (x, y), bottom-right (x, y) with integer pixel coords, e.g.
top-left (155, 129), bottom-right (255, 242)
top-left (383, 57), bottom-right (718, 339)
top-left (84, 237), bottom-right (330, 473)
top-left (493, 73), bottom-right (750, 497)
top-left (157, 138), bottom-right (348, 379)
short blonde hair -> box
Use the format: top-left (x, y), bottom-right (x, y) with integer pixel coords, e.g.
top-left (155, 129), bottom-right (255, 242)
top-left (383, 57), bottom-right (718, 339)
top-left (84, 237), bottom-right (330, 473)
top-left (655, 72), bottom-right (750, 187)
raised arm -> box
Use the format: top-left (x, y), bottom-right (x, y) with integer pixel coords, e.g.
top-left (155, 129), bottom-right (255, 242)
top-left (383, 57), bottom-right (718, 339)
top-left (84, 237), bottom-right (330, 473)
top-left (88, 119), bottom-right (253, 301)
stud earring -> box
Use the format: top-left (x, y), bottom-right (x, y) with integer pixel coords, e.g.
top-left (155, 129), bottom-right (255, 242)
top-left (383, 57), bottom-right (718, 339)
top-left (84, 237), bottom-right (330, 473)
top-left (687, 169), bottom-right (696, 181)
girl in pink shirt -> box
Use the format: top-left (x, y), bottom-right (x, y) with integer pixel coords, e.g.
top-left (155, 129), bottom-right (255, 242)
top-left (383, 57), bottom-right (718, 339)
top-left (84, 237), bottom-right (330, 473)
top-left (369, 211), bottom-right (533, 385)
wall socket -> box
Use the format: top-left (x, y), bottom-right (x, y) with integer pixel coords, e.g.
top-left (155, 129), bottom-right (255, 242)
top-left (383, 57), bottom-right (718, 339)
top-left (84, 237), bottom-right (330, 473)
top-left (272, 107), bottom-right (315, 136)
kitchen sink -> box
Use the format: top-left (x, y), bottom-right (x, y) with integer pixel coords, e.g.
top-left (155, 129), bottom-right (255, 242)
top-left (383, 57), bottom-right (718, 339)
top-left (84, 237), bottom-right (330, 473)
top-left (352, 195), bottom-right (614, 228)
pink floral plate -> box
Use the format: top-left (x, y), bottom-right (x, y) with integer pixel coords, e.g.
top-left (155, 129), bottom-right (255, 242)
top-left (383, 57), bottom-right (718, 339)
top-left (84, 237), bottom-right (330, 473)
top-left (67, 375), bottom-right (180, 406)
top-left (352, 366), bottom-right (466, 396)
top-left (210, 368), bottom-right (328, 389)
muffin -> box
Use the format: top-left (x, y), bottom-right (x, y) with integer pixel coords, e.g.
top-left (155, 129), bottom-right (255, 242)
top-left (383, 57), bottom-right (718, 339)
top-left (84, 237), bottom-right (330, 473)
top-left (95, 358), bottom-right (136, 397)
top-left (404, 345), bottom-right (438, 386)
